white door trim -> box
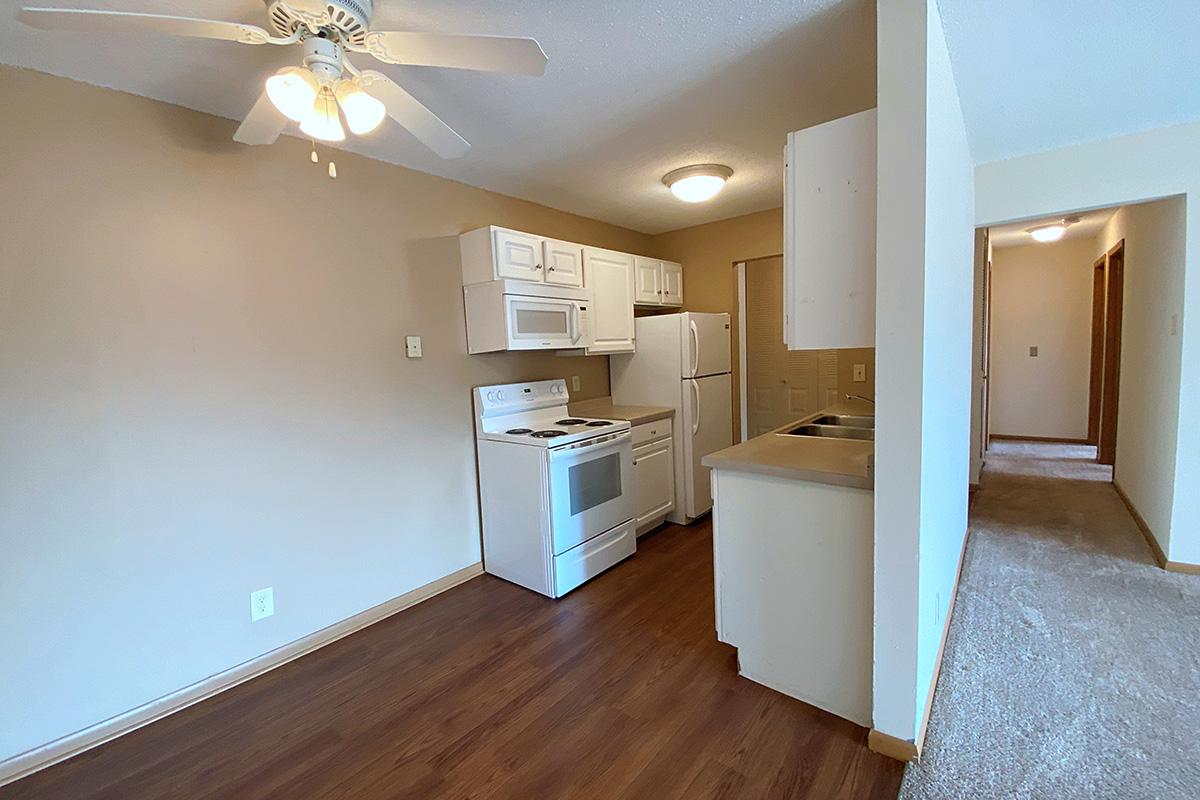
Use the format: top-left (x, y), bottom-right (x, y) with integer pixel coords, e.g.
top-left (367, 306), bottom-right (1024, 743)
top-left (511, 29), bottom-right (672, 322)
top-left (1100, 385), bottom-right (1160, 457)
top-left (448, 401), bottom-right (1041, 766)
top-left (736, 262), bottom-right (748, 442)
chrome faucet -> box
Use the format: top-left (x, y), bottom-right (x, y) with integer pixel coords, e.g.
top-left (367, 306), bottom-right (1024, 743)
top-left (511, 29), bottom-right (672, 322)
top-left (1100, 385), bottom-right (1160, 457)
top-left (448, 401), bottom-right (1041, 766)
top-left (845, 393), bottom-right (875, 405)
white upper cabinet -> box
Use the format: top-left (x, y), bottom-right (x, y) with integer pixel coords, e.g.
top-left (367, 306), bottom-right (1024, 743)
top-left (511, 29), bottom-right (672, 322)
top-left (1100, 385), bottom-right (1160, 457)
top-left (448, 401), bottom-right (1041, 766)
top-left (542, 238), bottom-right (585, 287)
top-left (634, 256), bottom-right (662, 304)
top-left (783, 108), bottom-right (877, 350)
top-left (634, 257), bottom-right (683, 307)
top-left (661, 261), bottom-right (684, 306)
top-left (583, 247), bottom-right (635, 354)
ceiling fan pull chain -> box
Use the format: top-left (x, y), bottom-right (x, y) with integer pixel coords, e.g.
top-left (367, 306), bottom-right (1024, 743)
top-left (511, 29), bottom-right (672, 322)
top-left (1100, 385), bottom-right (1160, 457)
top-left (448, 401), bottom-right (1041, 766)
top-left (310, 139), bottom-right (319, 163)
top-left (328, 161), bottom-right (337, 179)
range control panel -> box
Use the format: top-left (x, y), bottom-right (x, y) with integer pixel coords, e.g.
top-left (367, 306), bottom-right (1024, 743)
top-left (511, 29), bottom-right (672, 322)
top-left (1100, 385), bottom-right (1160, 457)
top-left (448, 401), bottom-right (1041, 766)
top-left (476, 379), bottom-right (569, 417)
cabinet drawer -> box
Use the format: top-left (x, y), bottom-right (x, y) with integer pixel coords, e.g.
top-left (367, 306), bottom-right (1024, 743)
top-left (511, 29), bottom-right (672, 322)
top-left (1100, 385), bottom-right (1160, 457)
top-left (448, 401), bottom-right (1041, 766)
top-left (631, 418), bottom-right (672, 447)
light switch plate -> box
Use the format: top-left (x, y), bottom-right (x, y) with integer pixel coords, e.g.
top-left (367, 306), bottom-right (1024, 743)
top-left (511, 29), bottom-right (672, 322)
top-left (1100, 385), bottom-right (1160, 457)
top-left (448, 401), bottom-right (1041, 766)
top-left (852, 363), bottom-right (866, 382)
top-left (1029, 346), bottom-right (1038, 357)
top-left (250, 587), bottom-right (274, 621)
top-left (405, 336), bottom-right (422, 358)
top-left (571, 375), bottom-right (581, 392)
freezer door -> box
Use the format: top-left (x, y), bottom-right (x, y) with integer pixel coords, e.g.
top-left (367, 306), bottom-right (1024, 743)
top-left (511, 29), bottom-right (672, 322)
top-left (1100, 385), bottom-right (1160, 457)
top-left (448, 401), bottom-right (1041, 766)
top-left (682, 312), bottom-right (732, 378)
top-left (681, 373), bottom-right (733, 519)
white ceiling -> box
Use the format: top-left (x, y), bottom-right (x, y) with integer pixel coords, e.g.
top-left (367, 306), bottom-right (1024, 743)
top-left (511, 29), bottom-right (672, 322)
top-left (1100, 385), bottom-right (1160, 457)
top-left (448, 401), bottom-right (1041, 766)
top-left (938, 0), bottom-right (1200, 164)
top-left (989, 207), bottom-right (1114, 250)
top-left (0, 0), bottom-right (876, 234)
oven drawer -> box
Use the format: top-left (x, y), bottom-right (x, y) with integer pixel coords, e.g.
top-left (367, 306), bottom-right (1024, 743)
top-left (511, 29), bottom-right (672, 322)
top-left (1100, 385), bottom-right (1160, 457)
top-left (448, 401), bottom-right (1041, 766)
top-left (552, 519), bottom-right (636, 597)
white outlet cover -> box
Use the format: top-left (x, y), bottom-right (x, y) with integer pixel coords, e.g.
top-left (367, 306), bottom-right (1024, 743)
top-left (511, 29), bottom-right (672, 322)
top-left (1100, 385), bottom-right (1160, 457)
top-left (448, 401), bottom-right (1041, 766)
top-left (571, 375), bottom-right (581, 392)
top-left (250, 587), bottom-right (274, 621)
top-left (405, 336), bottom-right (423, 358)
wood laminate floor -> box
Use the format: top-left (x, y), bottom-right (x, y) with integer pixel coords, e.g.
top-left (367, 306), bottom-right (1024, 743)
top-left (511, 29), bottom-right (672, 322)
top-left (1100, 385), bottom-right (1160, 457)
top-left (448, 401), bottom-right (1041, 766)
top-left (4, 521), bottom-right (903, 799)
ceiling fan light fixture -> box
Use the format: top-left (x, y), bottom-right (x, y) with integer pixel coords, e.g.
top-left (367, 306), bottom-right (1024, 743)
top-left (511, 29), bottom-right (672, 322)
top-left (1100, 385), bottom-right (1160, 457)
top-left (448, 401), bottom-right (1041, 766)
top-left (1029, 224), bottom-right (1067, 243)
top-left (335, 79), bottom-right (386, 135)
top-left (265, 66), bottom-right (319, 122)
top-left (299, 89), bottom-right (346, 143)
top-left (663, 164), bottom-right (734, 203)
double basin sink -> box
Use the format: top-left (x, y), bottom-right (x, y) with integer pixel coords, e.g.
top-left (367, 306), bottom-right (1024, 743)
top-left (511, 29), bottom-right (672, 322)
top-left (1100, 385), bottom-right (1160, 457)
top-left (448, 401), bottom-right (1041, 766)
top-left (783, 414), bottom-right (875, 442)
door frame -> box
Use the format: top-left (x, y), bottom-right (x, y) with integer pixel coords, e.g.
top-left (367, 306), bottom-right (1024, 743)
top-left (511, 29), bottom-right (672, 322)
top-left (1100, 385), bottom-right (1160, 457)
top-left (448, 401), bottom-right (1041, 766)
top-left (1087, 256), bottom-right (1107, 445)
top-left (1098, 240), bottom-right (1125, 466)
top-left (736, 261), bottom-right (748, 442)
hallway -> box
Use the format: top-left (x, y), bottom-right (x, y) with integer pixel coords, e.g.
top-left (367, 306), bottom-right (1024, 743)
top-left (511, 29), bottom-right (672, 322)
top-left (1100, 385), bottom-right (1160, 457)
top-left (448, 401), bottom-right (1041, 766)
top-left (901, 441), bottom-right (1200, 799)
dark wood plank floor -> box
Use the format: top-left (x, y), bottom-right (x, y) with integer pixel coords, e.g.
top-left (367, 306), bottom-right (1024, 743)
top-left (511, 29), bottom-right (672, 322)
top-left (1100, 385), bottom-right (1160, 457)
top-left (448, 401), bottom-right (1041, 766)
top-left (3, 521), bottom-right (903, 799)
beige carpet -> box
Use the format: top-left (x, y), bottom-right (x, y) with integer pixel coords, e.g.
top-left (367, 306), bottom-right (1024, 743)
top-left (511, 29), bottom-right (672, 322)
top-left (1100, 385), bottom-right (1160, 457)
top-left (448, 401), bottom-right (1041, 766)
top-left (899, 441), bottom-right (1200, 799)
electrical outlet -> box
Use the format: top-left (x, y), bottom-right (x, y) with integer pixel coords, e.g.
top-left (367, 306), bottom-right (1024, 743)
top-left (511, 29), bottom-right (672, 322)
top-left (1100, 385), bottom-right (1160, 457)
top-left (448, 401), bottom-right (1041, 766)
top-left (1029, 346), bottom-right (1038, 357)
top-left (852, 363), bottom-right (866, 382)
top-left (250, 587), bottom-right (274, 621)
top-left (405, 336), bottom-right (422, 358)
top-left (571, 375), bottom-right (581, 392)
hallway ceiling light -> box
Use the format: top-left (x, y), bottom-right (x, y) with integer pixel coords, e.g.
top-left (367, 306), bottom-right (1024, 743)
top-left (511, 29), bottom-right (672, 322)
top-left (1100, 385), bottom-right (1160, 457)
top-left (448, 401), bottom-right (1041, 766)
top-left (663, 164), bottom-right (734, 203)
top-left (1027, 216), bottom-right (1081, 243)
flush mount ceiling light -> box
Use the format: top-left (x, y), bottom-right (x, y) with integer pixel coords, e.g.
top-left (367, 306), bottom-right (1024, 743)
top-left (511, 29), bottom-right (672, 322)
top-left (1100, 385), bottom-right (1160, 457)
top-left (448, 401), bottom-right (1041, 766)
top-left (663, 164), bottom-right (734, 203)
top-left (1027, 216), bottom-right (1081, 243)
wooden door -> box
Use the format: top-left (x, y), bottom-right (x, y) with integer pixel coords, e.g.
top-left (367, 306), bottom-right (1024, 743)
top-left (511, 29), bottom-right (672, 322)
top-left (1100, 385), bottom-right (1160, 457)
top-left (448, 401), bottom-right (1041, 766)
top-left (661, 261), bottom-right (684, 306)
top-left (1098, 242), bottom-right (1125, 466)
top-left (583, 248), bottom-right (635, 354)
top-left (982, 255), bottom-right (992, 447)
top-left (542, 238), bottom-right (584, 287)
top-left (633, 257), bottom-right (662, 304)
top-left (1087, 258), bottom-right (1106, 445)
top-left (493, 228), bottom-right (544, 281)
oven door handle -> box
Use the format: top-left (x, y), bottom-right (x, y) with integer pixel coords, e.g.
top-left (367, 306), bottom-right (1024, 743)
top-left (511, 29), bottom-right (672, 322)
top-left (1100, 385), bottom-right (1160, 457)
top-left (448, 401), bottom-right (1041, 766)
top-left (547, 430), bottom-right (631, 462)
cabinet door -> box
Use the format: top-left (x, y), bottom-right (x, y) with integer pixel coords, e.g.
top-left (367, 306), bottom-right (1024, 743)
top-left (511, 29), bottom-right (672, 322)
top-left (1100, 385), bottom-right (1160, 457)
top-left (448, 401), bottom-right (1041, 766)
top-left (493, 228), bottom-right (545, 282)
top-left (634, 256), bottom-right (663, 305)
top-left (784, 108), bottom-right (876, 349)
top-left (633, 439), bottom-right (675, 528)
top-left (543, 238), bottom-right (585, 287)
top-left (583, 248), bottom-right (635, 354)
top-left (660, 261), bottom-right (683, 306)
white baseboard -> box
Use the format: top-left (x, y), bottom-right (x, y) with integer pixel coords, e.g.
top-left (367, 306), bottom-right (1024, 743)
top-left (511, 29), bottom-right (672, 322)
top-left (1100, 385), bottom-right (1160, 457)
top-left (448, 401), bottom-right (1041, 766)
top-left (0, 562), bottom-right (484, 789)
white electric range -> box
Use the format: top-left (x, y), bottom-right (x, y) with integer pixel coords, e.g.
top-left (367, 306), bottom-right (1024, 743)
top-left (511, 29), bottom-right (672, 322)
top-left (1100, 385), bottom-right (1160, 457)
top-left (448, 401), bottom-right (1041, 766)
top-left (473, 379), bottom-right (635, 598)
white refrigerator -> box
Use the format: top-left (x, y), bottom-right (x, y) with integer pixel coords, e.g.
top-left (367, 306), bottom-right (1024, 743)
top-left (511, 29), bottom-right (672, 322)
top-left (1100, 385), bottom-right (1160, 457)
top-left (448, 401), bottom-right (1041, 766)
top-left (610, 312), bottom-right (733, 524)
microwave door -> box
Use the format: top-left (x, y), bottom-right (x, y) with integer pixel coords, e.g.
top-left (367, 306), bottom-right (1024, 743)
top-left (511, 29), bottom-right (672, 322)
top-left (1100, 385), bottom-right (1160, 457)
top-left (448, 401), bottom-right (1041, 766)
top-left (505, 295), bottom-right (576, 350)
top-left (546, 432), bottom-right (634, 554)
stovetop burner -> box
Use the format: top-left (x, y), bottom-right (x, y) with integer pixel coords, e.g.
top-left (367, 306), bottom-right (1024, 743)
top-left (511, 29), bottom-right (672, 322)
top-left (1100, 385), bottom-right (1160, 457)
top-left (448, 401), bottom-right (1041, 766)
top-left (585, 420), bottom-right (614, 427)
top-left (505, 428), bottom-right (533, 435)
top-left (555, 418), bottom-right (588, 425)
top-left (530, 430), bottom-right (568, 438)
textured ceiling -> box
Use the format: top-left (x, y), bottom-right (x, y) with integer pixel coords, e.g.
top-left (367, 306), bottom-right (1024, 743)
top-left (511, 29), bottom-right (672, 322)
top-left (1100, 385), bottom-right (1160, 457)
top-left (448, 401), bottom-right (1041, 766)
top-left (939, 0), bottom-right (1200, 165)
top-left (0, 0), bottom-right (876, 234)
top-left (989, 208), bottom-right (1114, 250)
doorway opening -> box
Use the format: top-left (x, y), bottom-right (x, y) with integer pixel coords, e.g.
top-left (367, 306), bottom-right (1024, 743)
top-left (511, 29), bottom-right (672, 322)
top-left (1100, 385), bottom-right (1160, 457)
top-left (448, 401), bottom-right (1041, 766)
top-left (735, 255), bottom-right (875, 442)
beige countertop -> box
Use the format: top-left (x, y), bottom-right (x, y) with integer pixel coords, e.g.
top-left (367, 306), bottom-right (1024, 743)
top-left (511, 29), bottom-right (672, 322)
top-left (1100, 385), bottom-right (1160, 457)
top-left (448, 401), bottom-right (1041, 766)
top-left (569, 396), bottom-right (674, 426)
top-left (701, 401), bottom-right (875, 489)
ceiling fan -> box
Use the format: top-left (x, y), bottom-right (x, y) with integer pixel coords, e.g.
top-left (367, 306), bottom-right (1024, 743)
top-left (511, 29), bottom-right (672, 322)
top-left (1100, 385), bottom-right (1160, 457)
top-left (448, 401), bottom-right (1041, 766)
top-left (17, 1), bottom-right (550, 158)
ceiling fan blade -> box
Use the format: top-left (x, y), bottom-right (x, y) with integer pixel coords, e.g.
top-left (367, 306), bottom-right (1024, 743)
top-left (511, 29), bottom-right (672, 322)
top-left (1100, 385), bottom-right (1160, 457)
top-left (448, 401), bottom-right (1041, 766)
top-left (17, 7), bottom-right (275, 45)
top-left (357, 71), bottom-right (470, 159)
top-left (360, 31), bottom-right (548, 75)
top-left (233, 91), bottom-right (287, 146)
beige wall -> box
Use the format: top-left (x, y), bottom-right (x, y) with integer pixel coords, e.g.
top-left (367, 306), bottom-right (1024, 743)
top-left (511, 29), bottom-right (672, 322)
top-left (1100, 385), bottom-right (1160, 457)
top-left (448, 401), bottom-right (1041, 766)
top-left (0, 68), bottom-right (652, 763)
top-left (1095, 198), bottom-right (1187, 558)
top-left (989, 236), bottom-right (1099, 439)
top-left (650, 210), bottom-right (767, 439)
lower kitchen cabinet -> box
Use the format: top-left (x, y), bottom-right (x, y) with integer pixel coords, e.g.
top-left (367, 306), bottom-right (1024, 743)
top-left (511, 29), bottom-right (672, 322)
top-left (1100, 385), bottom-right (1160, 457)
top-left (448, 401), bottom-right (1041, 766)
top-left (632, 419), bottom-right (674, 534)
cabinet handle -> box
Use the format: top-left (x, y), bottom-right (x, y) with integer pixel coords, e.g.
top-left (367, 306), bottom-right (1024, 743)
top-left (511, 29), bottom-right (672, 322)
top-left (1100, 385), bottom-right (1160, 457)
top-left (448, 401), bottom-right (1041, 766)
top-left (548, 266), bottom-right (555, 271)
top-left (535, 263), bottom-right (543, 270)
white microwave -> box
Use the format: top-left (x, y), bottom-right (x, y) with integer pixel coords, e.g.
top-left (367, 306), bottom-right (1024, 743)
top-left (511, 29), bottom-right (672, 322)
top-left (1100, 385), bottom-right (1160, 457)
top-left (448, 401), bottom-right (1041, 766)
top-left (464, 279), bottom-right (593, 353)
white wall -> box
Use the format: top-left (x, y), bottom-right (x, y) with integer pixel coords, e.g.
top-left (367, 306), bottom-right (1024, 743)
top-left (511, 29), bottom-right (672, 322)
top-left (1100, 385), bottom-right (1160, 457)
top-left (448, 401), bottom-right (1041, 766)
top-left (989, 237), bottom-right (1099, 440)
top-left (976, 122), bottom-right (1199, 566)
top-left (873, 0), bottom-right (974, 743)
top-left (1093, 199), bottom-right (1187, 558)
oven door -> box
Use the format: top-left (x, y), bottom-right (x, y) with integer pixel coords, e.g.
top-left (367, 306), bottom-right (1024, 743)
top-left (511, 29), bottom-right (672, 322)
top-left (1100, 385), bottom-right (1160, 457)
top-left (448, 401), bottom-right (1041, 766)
top-left (504, 294), bottom-right (583, 350)
top-left (546, 431), bottom-right (634, 555)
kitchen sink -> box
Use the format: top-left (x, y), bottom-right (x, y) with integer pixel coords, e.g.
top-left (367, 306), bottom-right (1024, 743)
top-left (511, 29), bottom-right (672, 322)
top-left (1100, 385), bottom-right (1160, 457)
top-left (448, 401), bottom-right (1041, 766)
top-left (784, 424), bottom-right (874, 441)
top-left (809, 414), bottom-right (875, 429)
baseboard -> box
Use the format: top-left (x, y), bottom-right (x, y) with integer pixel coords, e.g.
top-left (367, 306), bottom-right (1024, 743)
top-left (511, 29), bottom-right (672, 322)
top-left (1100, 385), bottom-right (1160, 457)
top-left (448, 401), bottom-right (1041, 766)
top-left (989, 434), bottom-right (1089, 445)
top-left (1112, 480), bottom-right (1169, 569)
top-left (0, 562), bottom-right (484, 789)
top-left (868, 729), bottom-right (918, 761)
top-left (1166, 560), bottom-right (1200, 575)
top-left (869, 526), bottom-right (970, 764)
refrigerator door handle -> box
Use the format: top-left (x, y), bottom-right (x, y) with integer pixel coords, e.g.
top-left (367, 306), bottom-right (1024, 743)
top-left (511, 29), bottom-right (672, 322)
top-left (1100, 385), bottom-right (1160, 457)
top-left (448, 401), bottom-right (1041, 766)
top-left (691, 380), bottom-right (701, 436)
top-left (688, 319), bottom-right (699, 377)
